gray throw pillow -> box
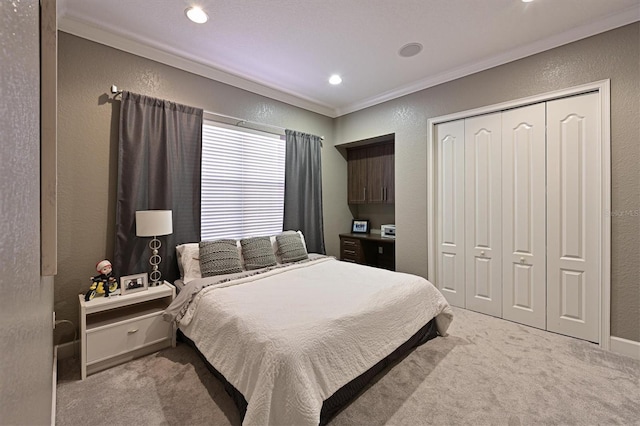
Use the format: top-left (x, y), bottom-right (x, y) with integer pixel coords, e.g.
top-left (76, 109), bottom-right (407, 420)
top-left (276, 232), bottom-right (309, 263)
top-left (241, 236), bottom-right (277, 270)
top-left (199, 239), bottom-right (243, 277)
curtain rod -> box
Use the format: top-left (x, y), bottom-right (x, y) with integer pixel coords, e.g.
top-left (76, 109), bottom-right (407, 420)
top-left (110, 85), bottom-right (324, 140)
top-left (203, 110), bottom-right (286, 136)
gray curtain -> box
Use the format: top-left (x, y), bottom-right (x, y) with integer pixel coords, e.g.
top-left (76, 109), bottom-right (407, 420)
top-left (114, 91), bottom-right (203, 283)
top-left (283, 129), bottom-right (325, 254)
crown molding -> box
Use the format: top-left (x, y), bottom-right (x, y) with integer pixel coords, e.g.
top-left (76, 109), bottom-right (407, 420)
top-left (58, 16), bottom-right (338, 118)
top-left (59, 5), bottom-right (638, 119)
top-left (335, 5), bottom-right (640, 116)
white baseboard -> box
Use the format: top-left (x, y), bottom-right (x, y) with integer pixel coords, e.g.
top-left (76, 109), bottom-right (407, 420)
top-left (51, 345), bottom-right (57, 426)
top-left (610, 336), bottom-right (640, 360)
top-left (56, 340), bottom-right (79, 360)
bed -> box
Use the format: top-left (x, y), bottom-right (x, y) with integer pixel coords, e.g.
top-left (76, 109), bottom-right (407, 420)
top-left (164, 234), bottom-right (453, 426)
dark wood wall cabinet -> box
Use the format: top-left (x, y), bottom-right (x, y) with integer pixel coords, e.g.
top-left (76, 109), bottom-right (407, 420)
top-left (339, 233), bottom-right (395, 271)
top-left (347, 142), bottom-right (394, 204)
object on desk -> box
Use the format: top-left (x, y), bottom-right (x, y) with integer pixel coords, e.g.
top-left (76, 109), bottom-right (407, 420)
top-left (85, 259), bottom-right (119, 301)
top-left (120, 272), bottom-right (149, 295)
top-left (351, 219), bottom-right (370, 234)
top-left (381, 224), bottom-right (396, 239)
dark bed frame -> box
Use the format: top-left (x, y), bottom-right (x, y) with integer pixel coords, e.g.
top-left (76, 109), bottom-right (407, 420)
top-left (179, 318), bottom-right (439, 425)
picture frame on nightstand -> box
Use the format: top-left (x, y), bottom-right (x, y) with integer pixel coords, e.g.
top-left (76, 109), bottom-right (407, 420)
top-left (120, 273), bottom-right (148, 295)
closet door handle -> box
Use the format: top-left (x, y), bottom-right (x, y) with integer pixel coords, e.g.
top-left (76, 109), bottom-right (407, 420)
top-left (363, 187), bottom-right (366, 201)
top-left (381, 187), bottom-right (384, 200)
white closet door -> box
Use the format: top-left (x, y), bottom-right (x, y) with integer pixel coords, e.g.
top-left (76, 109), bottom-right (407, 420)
top-left (435, 120), bottom-right (466, 307)
top-left (502, 103), bottom-right (547, 329)
top-left (464, 113), bottom-right (502, 317)
top-left (546, 92), bottom-right (600, 343)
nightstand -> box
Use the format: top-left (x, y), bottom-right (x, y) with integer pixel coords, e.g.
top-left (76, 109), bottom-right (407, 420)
top-left (78, 281), bottom-right (176, 379)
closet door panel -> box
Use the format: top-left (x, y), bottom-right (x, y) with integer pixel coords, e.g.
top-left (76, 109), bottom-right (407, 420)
top-left (502, 103), bottom-right (546, 329)
top-left (464, 113), bottom-right (502, 317)
top-left (547, 92), bottom-right (600, 343)
top-left (435, 120), bottom-right (465, 307)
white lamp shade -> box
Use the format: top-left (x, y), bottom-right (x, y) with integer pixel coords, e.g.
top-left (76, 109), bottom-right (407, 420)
top-left (135, 210), bottom-right (173, 237)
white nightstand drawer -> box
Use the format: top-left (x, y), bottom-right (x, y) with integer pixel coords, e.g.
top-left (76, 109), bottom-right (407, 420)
top-left (86, 311), bottom-right (170, 364)
top-left (79, 281), bottom-right (176, 379)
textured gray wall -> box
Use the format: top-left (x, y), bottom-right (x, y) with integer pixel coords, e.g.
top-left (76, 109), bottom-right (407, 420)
top-left (57, 24), bottom-right (639, 344)
top-left (335, 24), bottom-right (640, 342)
top-left (56, 32), bottom-right (349, 341)
top-left (0, 1), bottom-right (54, 424)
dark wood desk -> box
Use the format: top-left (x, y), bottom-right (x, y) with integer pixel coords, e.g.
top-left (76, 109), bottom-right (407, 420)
top-left (339, 233), bottom-right (395, 271)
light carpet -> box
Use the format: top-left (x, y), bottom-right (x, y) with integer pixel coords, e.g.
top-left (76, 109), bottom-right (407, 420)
top-left (56, 307), bottom-right (640, 425)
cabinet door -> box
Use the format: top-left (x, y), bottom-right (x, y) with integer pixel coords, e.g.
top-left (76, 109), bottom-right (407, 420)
top-left (366, 144), bottom-right (385, 203)
top-left (377, 242), bottom-right (395, 270)
top-left (465, 112), bottom-right (502, 317)
top-left (366, 143), bottom-right (394, 204)
top-left (348, 143), bottom-right (395, 204)
top-left (381, 143), bottom-right (394, 203)
top-left (347, 147), bottom-right (367, 203)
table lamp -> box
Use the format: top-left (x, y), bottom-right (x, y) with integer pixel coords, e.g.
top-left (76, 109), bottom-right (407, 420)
top-left (135, 210), bottom-right (173, 286)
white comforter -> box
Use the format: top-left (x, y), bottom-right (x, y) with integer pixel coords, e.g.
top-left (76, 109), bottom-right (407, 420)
top-left (177, 256), bottom-right (453, 426)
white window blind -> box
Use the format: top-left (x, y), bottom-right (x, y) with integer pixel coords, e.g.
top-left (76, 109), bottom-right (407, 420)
top-left (201, 121), bottom-right (285, 240)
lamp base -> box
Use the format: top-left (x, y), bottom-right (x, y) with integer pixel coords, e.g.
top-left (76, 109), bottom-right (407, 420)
top-left (149, 236), bottom-right (163, 286)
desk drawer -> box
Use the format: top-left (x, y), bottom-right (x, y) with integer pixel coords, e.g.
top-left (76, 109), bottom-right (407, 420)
top-left (341, 248), bottom-right (359, 262)
top-left (340, 237), bottom-right (364, 263)
top-left (341, 237), bottom-right (359, 247)
top-left (86, 311), bottom-right (171, 363)
top-left (340, 238), bottom-right (362, 252)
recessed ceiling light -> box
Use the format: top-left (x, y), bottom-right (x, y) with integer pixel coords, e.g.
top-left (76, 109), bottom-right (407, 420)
top-left (185, 6), bottom-right (208, 24)
top-left (522, 0), bottom-right (534, 2)
top-left (398, 42), bottom-right (423, 58)
top-left (329, 74), bottom-right (342, 85)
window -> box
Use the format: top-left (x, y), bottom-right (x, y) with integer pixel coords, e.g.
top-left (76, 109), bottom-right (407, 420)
top-left (201, 121), bottom-right (285, 240)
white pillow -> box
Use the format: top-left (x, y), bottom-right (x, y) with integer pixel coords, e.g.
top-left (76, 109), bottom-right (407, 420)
top-left (180, 244), bottom-right (202, 283)
top-left (269, 235), bottom-right (280, 262)
top-left (176, 243), bottom-right (199, 278)
top-left (296, 230), bottom-right (307, 249)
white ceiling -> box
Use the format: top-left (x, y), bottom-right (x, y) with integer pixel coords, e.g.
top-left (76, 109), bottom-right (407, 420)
top-left (57, 0), bottom-right (640, 117)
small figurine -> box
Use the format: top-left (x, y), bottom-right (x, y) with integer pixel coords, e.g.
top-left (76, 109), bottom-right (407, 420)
top-left (85, 260), bottom-right (119, 301)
